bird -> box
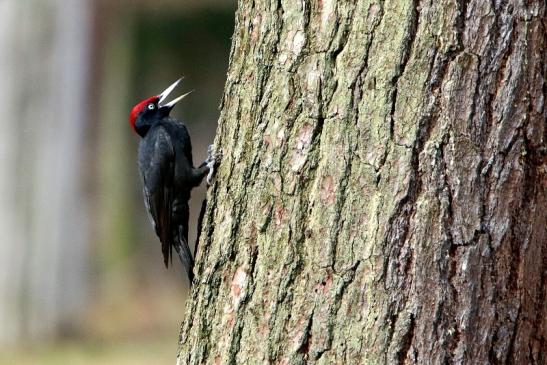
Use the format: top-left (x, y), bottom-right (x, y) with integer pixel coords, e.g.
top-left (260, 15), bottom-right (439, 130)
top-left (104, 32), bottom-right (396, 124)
top-left (129, 78), bottom-right (216, 285)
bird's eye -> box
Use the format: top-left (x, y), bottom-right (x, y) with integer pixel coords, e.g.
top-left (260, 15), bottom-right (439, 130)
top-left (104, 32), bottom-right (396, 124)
top-left (147, 103), bottom-right (155, 110)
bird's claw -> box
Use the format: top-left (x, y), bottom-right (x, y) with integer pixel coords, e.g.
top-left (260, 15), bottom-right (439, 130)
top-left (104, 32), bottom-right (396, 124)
top-left (206, 145), bottom-right (222, 185)
top-left (206, 144), bottom-right (221, 165)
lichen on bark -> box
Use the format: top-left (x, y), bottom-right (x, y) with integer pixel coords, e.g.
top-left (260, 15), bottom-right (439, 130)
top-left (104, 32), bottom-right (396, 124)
top-left (178, 0), bottom-right (546, 364)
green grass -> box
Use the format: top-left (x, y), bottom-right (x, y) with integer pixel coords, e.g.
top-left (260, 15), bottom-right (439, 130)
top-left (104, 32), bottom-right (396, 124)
top-left (0, 336), bottom-right (177, 365)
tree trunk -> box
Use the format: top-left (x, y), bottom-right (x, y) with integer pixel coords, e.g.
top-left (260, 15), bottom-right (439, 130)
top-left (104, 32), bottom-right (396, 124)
top-left (0, 0), bottom-right (91, 345)
top-left (178, 0), bottom-right (546, 364)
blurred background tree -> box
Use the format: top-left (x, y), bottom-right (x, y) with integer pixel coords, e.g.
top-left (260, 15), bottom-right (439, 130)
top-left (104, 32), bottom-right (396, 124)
top-left (0, 0), bottom-right (234, 363)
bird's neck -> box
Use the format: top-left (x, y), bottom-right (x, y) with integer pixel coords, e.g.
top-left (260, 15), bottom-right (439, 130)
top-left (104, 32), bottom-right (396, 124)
top-left (135, 117), bottom-right (158, 137)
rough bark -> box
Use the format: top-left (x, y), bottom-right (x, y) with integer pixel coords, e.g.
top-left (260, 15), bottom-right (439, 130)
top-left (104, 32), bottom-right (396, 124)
top-left (178, 0), bottom-right (546, 364)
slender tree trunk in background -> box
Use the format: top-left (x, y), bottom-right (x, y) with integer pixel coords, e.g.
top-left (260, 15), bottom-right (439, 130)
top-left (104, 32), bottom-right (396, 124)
top-left (178, 0), bottom-right (545, 364)
top-left (0, 0), bottom-right (90, 344)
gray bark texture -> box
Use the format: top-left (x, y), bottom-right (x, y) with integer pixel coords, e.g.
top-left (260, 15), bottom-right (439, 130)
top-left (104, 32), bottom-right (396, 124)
top-left (177, 0), bottom-right (546, 364)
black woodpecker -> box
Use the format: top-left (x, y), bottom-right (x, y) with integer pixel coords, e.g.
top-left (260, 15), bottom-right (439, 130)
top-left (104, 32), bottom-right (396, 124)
top-left (129, 78), bottom-right (217, 285)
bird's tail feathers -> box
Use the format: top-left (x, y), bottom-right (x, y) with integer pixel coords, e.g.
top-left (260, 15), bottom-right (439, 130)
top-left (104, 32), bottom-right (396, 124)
top-left (174, 231), bottom-right (195, 286)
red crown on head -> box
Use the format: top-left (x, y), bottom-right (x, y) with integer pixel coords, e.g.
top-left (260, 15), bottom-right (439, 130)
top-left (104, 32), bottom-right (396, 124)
top-left (129, 96), bottom-right (159, 132)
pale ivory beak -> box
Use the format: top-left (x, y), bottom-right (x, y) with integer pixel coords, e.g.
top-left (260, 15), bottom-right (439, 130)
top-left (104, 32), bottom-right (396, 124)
top-left (158, 78), bottom-right (194, 108)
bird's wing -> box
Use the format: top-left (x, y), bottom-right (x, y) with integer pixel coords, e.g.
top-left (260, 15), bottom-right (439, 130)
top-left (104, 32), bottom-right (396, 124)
top-left (172, 119), bottom-right (194, 167)
top-left (139, 127), bottom-right (175, 267)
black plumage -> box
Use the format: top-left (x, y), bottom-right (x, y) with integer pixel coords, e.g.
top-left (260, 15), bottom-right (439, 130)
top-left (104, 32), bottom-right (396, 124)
top-left (130, 82), bottom-right (213, 286)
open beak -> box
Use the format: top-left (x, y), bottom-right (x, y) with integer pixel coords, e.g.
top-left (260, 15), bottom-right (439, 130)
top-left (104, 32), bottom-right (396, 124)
top-left (158, 77), bottom-right (193, 110)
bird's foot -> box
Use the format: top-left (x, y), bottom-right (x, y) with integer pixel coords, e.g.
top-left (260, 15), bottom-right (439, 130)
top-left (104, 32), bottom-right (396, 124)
top-left (206, 145), bottom-right (222, 185)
